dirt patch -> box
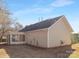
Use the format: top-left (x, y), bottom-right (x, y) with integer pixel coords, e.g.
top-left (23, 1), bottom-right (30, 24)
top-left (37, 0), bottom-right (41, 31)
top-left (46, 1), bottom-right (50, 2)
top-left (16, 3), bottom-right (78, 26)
top-left (0, 44), bottom-right (74, 58)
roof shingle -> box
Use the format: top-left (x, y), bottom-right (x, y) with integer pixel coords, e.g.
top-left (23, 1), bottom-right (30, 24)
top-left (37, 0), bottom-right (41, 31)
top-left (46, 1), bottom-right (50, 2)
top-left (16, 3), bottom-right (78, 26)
top-left (20, 15), bottom-right (63, 32)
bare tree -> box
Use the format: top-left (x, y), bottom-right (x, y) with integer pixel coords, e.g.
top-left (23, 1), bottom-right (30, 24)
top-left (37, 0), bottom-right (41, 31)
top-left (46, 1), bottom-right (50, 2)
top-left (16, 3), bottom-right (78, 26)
top-left (14, 22), bottom-right (23, 31)
top-left (0, 0), bottom-right (12, 42)
top-left (0, 0), bottom-right (23, 42)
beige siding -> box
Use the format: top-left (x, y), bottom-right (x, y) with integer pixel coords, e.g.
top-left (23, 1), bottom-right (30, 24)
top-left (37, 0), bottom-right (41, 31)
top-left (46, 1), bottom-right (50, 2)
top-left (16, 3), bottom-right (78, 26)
top-left (48, 17), bottom-right (72, 48)
top-left (25, 28), bottom-right (48, 48)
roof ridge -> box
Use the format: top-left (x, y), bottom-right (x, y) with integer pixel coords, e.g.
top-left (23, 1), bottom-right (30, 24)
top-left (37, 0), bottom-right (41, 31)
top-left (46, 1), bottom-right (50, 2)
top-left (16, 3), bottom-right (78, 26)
top-left (26, 15), bottom-right (63, 26)
top-left (19, 15), bottom-right (64, 32)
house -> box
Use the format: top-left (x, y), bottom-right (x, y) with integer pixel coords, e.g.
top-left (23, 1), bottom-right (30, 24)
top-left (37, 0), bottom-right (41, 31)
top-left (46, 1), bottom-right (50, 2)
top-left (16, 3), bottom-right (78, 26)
top-left (19, 15), bottom-right (73, 48)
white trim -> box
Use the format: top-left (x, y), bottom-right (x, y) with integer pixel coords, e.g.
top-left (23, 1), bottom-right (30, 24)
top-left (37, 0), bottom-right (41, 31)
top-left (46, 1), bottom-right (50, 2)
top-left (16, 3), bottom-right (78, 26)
top-left (62, 16), bottom-right (73, 32)
top-left (9, 32), bottom-right (24, 34)
top-left (0, 42), bottom-right (7, 44)
top-left (10, 42), bottom-right (26, 44)
top-left (25, 28), bottom-right (48, 33)
top-left (48, 16), bottom-right (64, 30)
top-left (47, 29), bottom-right (49, 48)
top-left (48, 15), bottom-right (73, 32)
top-left (72, 32), bottom-right (79, 34)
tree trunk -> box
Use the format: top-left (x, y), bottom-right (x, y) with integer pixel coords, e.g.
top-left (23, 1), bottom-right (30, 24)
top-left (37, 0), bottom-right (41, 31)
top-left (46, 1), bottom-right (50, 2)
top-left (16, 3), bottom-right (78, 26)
top-left (0, 28), bottom-right (5, 42)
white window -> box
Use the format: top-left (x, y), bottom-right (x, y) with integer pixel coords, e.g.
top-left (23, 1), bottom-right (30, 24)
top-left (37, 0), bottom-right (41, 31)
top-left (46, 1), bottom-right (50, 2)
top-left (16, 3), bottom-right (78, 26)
top-left (12, 35), bottom-right (17, 42)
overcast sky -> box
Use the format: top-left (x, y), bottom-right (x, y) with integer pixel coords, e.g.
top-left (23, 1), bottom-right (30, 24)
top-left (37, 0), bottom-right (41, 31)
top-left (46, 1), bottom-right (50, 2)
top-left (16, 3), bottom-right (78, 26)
top-left (5, 0), bottom-right (79, 32)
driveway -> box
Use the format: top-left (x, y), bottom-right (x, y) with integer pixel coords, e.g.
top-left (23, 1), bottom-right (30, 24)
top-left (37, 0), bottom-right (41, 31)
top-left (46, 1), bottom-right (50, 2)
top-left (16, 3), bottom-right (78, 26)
top-left (0, 44), bottom-right (75, 58)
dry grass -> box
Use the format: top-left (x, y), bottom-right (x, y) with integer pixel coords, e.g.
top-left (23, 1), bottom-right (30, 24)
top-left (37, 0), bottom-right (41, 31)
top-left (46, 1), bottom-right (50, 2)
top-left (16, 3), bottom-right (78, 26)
top-left (0, 44), bottom-right (79, 58)
top-left (69, 43), bottom-right (79, 58)
top-left (0, 49), bottom-right (9, 58)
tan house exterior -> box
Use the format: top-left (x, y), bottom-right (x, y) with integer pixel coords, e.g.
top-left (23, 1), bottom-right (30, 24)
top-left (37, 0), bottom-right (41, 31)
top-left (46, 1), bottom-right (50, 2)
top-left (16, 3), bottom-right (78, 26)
top-left (20, 15), bottom-right (73, 48)
top-left (25, 28), bottom-right (48, 47)
top-left (1, 15), bottom-right (72, 48)
top-left (48, 16), bottom-right (72, 48)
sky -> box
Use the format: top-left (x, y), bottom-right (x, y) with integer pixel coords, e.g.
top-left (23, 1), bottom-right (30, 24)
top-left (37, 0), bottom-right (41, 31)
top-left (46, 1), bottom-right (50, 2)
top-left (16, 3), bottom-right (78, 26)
top-left (4, 0), bottom-right (79, 32)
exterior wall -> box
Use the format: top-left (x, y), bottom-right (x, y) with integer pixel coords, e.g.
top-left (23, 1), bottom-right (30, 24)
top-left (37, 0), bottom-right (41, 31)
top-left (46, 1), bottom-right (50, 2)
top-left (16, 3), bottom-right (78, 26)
top-left (48, 17), bottom-right (72, 48)
top-left (25, 28), bottom-right (48, 48)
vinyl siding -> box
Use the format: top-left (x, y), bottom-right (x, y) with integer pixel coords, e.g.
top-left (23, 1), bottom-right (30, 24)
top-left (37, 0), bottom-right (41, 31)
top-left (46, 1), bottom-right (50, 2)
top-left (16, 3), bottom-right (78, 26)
top-left (48, 17), bottom-right (71, 48)
top-left (25, 28), bottom-right (48, 48)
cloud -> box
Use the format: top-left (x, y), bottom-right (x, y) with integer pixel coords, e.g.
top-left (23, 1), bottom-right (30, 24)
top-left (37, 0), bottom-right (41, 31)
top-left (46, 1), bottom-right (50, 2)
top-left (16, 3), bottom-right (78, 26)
top-left (13, 0), bottom-right (75, 17)
top-left (51, 0), bottom-right (74, 7)
top-left (12, 0), bottom-right (75, 19)
top-left (13, 7), bottom-right (53, 17)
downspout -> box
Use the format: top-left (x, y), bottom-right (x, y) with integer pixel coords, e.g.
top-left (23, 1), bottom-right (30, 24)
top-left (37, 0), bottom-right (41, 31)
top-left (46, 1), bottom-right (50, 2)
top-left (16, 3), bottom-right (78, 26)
top-left (47, 28), bottom-right (49, 48)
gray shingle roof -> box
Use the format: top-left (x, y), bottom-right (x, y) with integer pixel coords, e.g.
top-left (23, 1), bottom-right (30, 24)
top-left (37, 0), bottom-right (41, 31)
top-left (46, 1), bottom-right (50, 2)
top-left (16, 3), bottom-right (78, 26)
top-left (20, 15), bottom-right (63, 32)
